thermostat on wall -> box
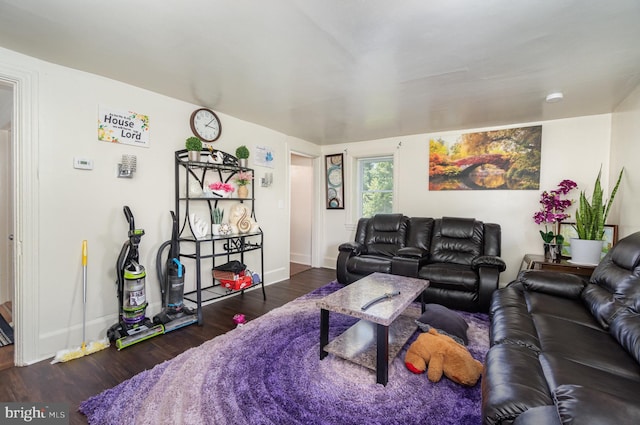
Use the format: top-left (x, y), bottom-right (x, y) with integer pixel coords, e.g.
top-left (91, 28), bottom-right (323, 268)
top-left (73, 157), bottom-right (94, 170)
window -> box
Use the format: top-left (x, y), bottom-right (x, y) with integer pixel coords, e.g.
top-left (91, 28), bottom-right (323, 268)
top-left (358, 156), bottom-right (394, 217)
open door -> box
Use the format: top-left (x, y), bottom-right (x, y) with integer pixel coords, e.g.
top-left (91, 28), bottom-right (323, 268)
top-left (289, 153), bottom-right (314, 276)
top-left (0, 81), bottom-right (14, 368)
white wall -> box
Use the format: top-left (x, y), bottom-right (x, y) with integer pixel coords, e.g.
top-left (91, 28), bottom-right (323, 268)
top-left (290, 154), bottom-right (313, 265)
top-left (321, 115), bottom-right (614, 284)
top-left (0, 46), bottom-right (301, 363)
top-left (611, 83), bottom-right (640, 238)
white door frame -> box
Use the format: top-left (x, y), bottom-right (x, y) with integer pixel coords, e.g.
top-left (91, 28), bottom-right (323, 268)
top-left (0, 63), bottom-right (40, 366)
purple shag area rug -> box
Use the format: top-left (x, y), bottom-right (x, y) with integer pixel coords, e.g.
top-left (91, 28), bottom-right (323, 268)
top-left (80, 282), bottom-right (489, 424)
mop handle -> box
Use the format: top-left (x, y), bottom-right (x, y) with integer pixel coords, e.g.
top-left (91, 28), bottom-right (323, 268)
top-left (82, 240), bottom-right (88, 347)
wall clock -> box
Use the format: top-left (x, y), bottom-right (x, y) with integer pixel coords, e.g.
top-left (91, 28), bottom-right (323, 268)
top-left (190, 108), bottom-right (221, 142)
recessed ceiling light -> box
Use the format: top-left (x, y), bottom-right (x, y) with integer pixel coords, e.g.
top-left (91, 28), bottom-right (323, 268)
top-left (545, 92), bottom-right (564, 103)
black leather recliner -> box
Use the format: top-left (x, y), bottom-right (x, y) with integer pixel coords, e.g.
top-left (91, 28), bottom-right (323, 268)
top-left (336, 214), bottom-right (409, 283)
top-left (336, 214), bottom-right (505, 312)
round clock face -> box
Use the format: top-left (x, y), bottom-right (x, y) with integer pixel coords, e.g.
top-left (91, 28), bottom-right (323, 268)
top-left (190, 108), bottom-right (221, 142)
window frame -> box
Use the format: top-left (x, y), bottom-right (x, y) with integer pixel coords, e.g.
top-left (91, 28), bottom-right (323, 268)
top-left (356, 155), bottom-right (395, 218)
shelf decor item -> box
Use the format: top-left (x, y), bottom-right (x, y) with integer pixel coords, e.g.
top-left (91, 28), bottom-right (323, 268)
top-left (189, 213), bottom-right (208, 239)
top-left (208, 181), bottom-right (234, 198)
top-left (234, 171), bottom-right (253, 198)
top-left (211, 207), bottom-right (224, 236)
top-left (532, 179), bottom-right (577, 261)
top-left (236, 145), bottom-right (250, 168)
top-left (185, 136), bottom-right (203, 162)
top-left (571, 167), bottom-right (624, 265)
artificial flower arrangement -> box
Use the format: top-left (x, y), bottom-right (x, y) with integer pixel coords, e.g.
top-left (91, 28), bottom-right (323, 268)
top-left (533, 179), bottom-right (577, 245)
top-left (234, 171), bottom-right (253, 186)
top-left (208, 181), bottom-right (235, 197)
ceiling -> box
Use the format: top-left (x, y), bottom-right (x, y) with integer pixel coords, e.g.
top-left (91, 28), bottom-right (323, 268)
top-left (0, 0), bottom-right (639, 145)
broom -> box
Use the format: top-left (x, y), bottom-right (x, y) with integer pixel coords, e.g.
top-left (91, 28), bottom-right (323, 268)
top-left (51, 240), bottom-right (110, 364)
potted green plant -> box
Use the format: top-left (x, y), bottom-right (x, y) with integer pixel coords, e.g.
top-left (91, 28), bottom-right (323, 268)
top-left (571, 167), bottom-right (624, 264)
top-left (235, 145), bottom-right (250, 168)
top-left (211, 207), bottom-right (224, 236)
top-left (186, 136), bottom-right (203, 162)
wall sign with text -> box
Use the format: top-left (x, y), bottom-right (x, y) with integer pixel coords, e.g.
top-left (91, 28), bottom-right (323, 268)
top-left (98, 106), bottom-right (150, 147)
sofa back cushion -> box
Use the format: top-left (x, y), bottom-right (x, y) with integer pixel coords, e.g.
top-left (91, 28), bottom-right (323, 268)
top-left (583, 231), bottom-right (640, 329)
top-left (406, 217), bottom-right (435, 252)
top-left (609, 308), bottom-right (640, 365)
top-left (429, 217), bottom-right (483, 266)
top-left (363, 214), bottom-right (408, 257)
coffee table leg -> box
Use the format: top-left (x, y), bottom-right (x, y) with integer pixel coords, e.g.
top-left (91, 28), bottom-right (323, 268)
top-left (376, 323), bottom-right (389, 385)
top-left (421, 291), bottom-right (426, 313)
top-left (320, 308), bottom-right (329, 360)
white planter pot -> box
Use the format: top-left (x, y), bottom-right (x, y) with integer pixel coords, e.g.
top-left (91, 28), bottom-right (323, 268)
top-left (570, 238), bottom-right (604, 265)
top-left (211, 224), bottom-right (221, 236)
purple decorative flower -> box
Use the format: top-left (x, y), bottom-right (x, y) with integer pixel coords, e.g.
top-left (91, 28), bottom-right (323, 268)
top-left (533, 180), bottom-right (577, 243)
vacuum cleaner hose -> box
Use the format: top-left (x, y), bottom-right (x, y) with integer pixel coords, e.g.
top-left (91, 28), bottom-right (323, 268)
top-left (156, 240), bottom-right (172, 299)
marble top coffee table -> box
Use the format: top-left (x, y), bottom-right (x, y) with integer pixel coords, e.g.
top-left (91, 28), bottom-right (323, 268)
top-left (317, 272), bottom-right (429, 385)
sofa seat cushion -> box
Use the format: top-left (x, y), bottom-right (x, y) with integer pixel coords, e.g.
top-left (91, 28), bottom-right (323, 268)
top-left (482, 343), bottom-right (554, 425)
top-left (419, 263), bottom-right (477, 292)
top-left (512, 406), bottom-right (560, 425)
top-left (346, 255), bottom-right (392, 275)
top-left (540, 352), bottom-right (640, 401)
top-left (534, 315), bottom-right (639, 379)
top-left (554, 385), bottom-right (640, 425)
top-left (489, 285), bottom-right (598, 351)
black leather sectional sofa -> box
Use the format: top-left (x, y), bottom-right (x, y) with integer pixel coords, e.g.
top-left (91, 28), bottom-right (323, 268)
top-left (336, 214), bottom-right (506, 312)
top-left (482, 231), bottom-right (640, 425)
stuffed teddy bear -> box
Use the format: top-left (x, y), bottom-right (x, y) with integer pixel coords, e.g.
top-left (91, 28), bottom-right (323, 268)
top-left (405, 328), bottom-right (483, 386)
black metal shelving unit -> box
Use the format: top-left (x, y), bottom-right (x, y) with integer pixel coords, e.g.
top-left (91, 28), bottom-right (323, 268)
top-left (174, 148), bottom-right (265, 325)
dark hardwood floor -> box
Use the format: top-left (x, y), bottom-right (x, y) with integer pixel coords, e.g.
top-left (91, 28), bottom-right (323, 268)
top-left (290, 262), bottom-right (312, 276)
top-left (0, 267), bottom-right (336, 425)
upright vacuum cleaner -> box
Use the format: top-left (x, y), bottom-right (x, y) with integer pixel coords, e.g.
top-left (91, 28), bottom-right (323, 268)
top-left (153, 211), bottom-right (198, 332)
top-left (107, 206), bottom-right (164, 350)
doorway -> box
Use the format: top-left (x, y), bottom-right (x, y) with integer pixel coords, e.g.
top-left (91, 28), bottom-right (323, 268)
top-left (290, 153), bottom-right (313, 276)
top-left (0, 81), bottom-right (14, 369)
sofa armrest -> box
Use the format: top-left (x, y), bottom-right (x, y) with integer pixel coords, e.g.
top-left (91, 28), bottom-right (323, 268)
top-left (472, 255), bottom-right (506, 272)
top-left (392, 248), bottom-right (429, 277)
top-left (518, 270), bottom-right (587, 299)
top-left (337, 242), bottom-right (366, 284)
top-left (339, 242), bottom-right (365, 255)
top-left (396, 246), bottom-right (428, 259)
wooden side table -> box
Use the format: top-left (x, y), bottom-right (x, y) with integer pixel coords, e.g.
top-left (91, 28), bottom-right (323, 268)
top-left (520, 254), bottom-right (596, 278)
